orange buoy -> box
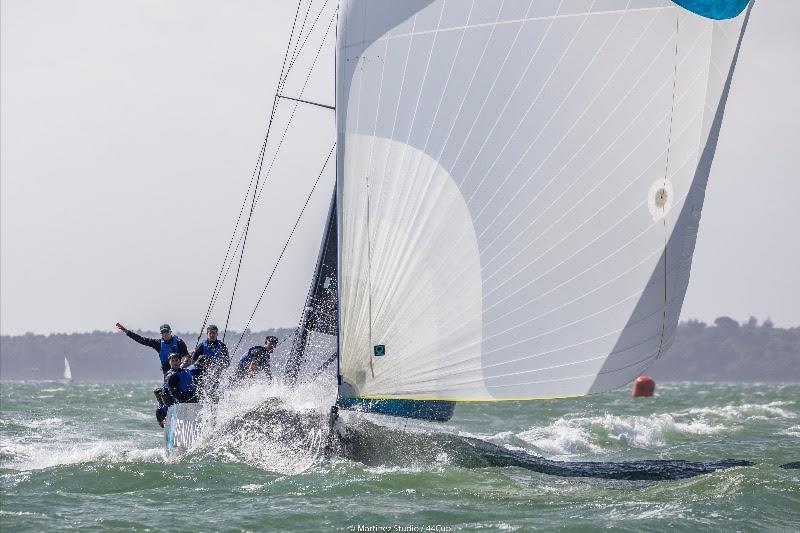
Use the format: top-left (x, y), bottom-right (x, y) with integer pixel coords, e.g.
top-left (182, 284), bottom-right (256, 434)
top-left (632, 375), bottom-right (655, 397)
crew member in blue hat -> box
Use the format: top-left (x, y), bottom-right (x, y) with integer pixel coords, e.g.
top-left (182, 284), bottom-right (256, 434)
top-left (116, 322), bottom-right (189, 375)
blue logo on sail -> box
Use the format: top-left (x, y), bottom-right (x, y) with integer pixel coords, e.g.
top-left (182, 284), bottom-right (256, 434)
top-left (671, 0), bottom-right (749, 20)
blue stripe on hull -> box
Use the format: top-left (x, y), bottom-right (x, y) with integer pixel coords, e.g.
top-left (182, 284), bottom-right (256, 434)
top-left (165, 406), bottom-right (177, 454)
top-left (337, 397), bottom-right (456, 422)
top-left (671, 0), bottom-right (749, 20)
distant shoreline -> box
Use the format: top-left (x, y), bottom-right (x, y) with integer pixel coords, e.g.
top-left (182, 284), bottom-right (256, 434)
top-left (1, 318), bottom-right (798, 382)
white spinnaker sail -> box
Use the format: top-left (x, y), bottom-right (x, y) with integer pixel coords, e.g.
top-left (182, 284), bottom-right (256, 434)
top-left (336, 0), bottom-right (751, 401)
top-left (63, 357), bottom-right (72, 381)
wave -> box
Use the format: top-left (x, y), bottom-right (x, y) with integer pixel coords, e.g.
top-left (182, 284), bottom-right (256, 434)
top-left (499, 401), bottom-right (796, 456)
top-left (1, 436), bottom-right (162, 471)
top-left (0, 417), bottom-right (65, 431)
top-left (781, 425), bottom-right (800, 438)
top-left (513, 413), bottom-right (723, 455)
top-left (684, 401), bottom-right (796, 420)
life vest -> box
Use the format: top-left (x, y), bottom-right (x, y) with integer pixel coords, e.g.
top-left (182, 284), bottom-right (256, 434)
top-left (200, 339), bottom-right (226, 361)
top-left (159, 335), bottom-right (182, 367)
top-left (175, 369), bottom-right (194, 394)
top-left (238, 346), bottom-right (270, 374)
top-left (169, 368), bottom-right (195, 403)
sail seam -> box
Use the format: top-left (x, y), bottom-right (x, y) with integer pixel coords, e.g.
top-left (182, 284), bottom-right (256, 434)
top-left (367, 0), bottom-right (447, 321)
top-left (468, 3), bottom-right (659, 227)
top-left (395, 16), bottom-right (710, 330)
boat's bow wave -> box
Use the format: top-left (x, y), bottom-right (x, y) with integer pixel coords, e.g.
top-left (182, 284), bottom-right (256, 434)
top-left (171, 379), bottom-right (336, 475)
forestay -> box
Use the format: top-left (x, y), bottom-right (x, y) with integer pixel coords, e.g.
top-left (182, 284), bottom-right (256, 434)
top-left (335, 0), bottom-right (752, 401)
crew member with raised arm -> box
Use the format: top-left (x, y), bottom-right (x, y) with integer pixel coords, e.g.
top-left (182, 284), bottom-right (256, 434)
top-left (115, 322), bottom-right (189, 375)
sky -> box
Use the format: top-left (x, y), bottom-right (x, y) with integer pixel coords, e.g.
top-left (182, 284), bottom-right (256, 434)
top-left (1, 0), bottom-right (798, 336)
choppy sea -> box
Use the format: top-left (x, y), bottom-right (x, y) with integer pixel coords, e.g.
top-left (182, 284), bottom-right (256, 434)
top-left (1, 381), bottom-right (798, 531)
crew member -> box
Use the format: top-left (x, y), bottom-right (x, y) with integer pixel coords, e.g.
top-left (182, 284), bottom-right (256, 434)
top-left (165, 358), bottom-right (198, 404)
top-left (116, 322), bottom-right (189, 375)
top-left (156, 352), bottom-right (184, 427)
top-left (193, 324), bottom-right (229, 368)
top-left (185, 355), bottom-right (211, 396)
top-left (237, 335), bottom-right (277, 380)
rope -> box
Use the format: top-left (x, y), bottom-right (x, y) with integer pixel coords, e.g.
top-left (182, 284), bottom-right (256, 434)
top-left (232, 142), bottom-right (336, 356)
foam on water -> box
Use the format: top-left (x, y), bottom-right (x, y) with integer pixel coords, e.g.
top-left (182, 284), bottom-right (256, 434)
top-left (780, 425), bottom-right (800, 438)
top-left (0, 416), bottom-right (65, 431)
top-left (684, 401), bottom-right (796, 420)
top-left (513, 412), bottom-right (723, 456)
top-left (1, 436), bottom-right (162, 471)
top-left (517, 419), bottom-right (602, 455)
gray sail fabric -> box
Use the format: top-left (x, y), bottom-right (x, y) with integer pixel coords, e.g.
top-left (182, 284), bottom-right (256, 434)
top-left (335, 0), bottom-right (752, 401)
top-left (286, 193), bottom-right (340, 383)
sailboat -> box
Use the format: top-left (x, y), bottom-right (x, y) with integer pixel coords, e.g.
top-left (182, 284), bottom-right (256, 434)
top-left (62, 356), bottom-right (73, 383)
top-left (165, 0), bottom-right (754, 452)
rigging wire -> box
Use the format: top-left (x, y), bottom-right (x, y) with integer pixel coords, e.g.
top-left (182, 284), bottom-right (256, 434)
top-left (254, 8), bottom-right (337, 205)
top-left (197, 1), bottom-right (308, 346)
top-left (285, 0), bottom-right (332, 85)
top-left (196, 138), bottom-right (265, 346)
top-left (231, 141), bottom-right (336, 356)
top-left (223, 4), bottom-right (336, 342)
top-left (197, 0), bottom-right (336, 347)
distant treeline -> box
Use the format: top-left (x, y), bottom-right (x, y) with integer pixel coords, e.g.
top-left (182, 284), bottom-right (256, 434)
top-left (646, 317), bottom-right (799, 382)
top-left (1, 318), bottom-right (798, 382)
top-left (0, 329), bottom-right (293, 382)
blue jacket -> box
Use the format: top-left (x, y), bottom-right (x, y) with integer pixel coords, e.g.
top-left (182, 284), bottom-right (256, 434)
top-left (159, 335), bottom-right (182, 368)
top-left (165, 367), bottom-right (196, 403)
top-left (195, 338), bottom-right (229, 365)
top-left (125, 331), bottom-right (188, 374)
top-left (237, 346), bottom-right (271, 376)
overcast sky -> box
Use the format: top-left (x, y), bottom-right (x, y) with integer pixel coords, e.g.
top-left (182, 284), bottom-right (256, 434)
top-left (1, 0), bottom-right (798, 337)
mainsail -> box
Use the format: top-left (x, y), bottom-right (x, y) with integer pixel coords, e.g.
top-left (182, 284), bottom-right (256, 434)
top-left (333, 0), bottom-right (752, 403)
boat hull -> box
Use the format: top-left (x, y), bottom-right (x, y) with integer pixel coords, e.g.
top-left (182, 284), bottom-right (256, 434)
top-left (336, 397), bottom-right (456, 422)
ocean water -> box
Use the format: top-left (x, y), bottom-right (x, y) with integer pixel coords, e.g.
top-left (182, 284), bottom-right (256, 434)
top-left (1, 381), bottom-right (798, 531)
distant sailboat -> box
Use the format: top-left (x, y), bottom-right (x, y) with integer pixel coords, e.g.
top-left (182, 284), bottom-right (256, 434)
top-left (62, 357), bottom-right (73, 382)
